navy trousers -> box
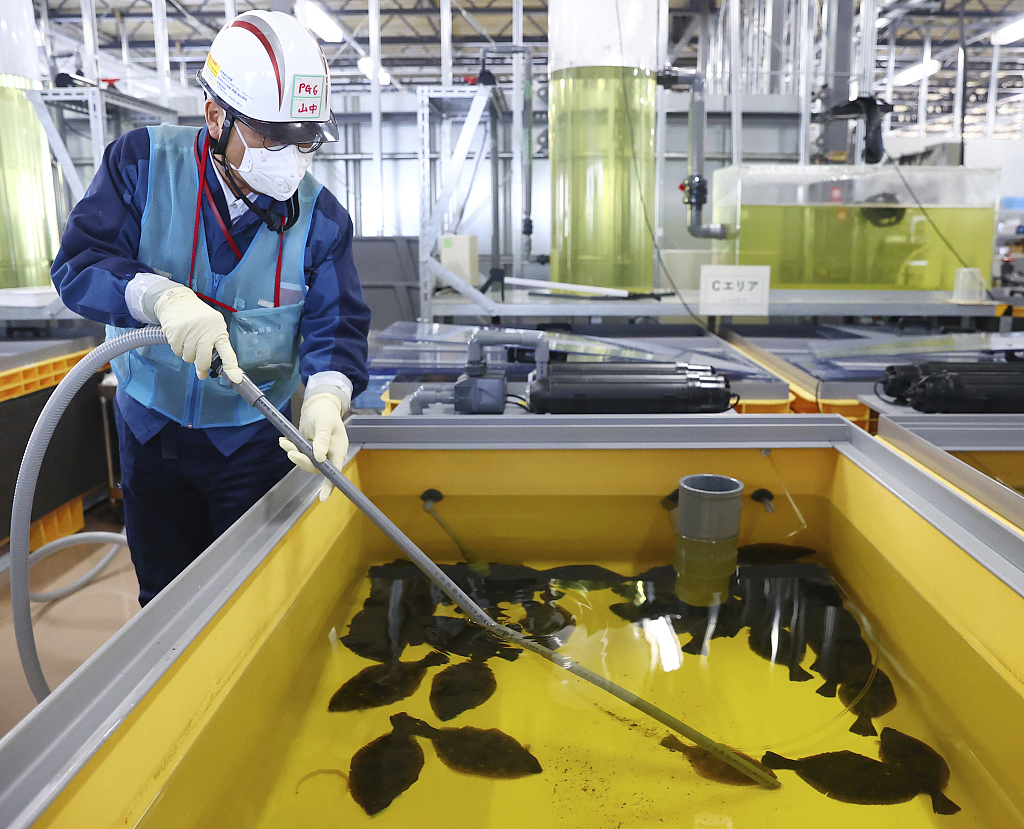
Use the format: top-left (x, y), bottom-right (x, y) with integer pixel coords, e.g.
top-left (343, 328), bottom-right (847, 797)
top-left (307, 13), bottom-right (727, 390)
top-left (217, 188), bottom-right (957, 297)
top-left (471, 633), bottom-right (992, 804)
top-left (115, 404), bottom-right (294, 606)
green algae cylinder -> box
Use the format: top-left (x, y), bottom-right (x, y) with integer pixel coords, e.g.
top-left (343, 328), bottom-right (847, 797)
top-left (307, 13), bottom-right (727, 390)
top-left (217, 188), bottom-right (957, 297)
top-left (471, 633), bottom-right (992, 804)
top-left (549, 66), bottom-right (656, 291)
top-left (0, 74), bottom-right (61, 289)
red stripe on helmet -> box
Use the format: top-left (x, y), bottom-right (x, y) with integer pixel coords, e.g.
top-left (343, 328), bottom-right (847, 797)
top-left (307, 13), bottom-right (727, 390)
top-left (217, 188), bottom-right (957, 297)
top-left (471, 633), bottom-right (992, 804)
top-left (232, 19), bottom-right (283, 107)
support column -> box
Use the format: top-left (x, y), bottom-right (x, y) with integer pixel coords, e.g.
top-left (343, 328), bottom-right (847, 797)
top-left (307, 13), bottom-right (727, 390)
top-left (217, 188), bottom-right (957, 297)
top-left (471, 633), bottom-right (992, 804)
top-left (821, 0), bottom-right (853, 157)
top-left (440, 0), bottom-right (453, 85)
top-left (152, 0), bottom-right (172, 108)
top-left (79, 0), bottom-right (99, 83)
top-left (856, 0), bottom-right (876, 160)
top-left (368, 0), bottom-right (384, 235)
top-left (987, 43), bottom-right (1000, 138)
top-left (885, 27), bottom-right (895, 133)
top-left (767, 0), bottom-right (786, 93)
top-left (918, 30), bottom-right (930, 138)
top-left (729, 0), bottom-right (742, 165)
top-left (797, 0), bottom-right (812, 163)
top-left (953, 45), bottom-right (965, 140)
top-left (511, 0), bottom-right (523, 279)
top-left (653, 0), bottom-right (668, 285)
top-left (224, 0), bottom-right (236, 22)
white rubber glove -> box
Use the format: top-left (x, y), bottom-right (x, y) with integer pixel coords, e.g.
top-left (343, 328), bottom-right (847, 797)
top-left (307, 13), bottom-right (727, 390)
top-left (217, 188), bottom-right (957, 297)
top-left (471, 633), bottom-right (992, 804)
top-left (150, 285), bottom-right (243, 382)
top-left (279, 392), bottom-right (349, 501)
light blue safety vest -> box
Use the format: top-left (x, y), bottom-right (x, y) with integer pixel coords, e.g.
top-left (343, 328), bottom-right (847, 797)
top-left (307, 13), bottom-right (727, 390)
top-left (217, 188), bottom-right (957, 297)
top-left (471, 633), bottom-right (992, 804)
top-left (107, 125), bottom-right (321, 428)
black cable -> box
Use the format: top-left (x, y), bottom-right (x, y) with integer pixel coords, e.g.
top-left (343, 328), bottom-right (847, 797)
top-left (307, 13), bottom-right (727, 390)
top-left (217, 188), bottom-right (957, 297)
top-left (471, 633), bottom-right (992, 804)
top-left (882, 150), bottom-right (969, 269)
top-left (612, 0), bottom-right (712, 335)
top-left (506, 397), bottom-right (530, 410)
top-left (507, 393), bottom-right (528, 403)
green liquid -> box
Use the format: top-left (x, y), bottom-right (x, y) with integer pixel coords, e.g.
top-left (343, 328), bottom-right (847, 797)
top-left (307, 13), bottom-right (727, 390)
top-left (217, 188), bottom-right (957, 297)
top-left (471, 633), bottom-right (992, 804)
top-left (714, 203), bottom-right (995, 290)
top-left (549, 66), bottom-right (656, 291)
top-left (674, 535), bottom-right (739, 606)
top-left (0, 76), bottom-right (61, 289)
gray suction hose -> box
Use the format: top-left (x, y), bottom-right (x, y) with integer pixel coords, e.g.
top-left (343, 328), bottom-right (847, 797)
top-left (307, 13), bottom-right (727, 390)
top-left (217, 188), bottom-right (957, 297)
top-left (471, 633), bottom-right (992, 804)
top-left (25, 533), bottom-right (128, 602)
top-left (12, 328), bottom-right (778, 789)
top-left (11, 327), bottom-right (167, 703)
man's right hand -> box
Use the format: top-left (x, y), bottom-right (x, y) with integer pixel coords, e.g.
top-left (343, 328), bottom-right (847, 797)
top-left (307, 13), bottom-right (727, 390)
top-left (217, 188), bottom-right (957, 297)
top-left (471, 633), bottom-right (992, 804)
top-left (150, 285), bottom-right (244, 382)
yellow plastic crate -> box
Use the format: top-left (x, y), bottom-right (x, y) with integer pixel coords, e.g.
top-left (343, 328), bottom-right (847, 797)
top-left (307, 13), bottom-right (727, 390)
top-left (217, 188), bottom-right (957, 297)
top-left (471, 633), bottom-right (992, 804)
top-left (0, 349), bottom-right (96, 403)
top-left (0, 497), bottom-right (85, 553)
top-left (733, 392), bottom-right (795, 414)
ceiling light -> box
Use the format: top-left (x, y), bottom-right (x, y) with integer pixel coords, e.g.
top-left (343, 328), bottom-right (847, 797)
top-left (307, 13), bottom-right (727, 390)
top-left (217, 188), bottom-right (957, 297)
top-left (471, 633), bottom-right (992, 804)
top-left (893, 59), bottom-right (940, 86)
top-left (357, 55), bottom-right (391, 86)
top-left (992, 17), bottom-right (1024, 45)
top-left (305, 2), bottom-right (346, 43)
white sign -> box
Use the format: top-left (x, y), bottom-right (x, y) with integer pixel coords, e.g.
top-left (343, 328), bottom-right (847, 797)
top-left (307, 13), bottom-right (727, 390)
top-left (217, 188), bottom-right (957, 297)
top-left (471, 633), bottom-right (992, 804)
top-left (987, 332), bottom-right (1024, 351)
top-left (698, 266), bottom-right (771, 316)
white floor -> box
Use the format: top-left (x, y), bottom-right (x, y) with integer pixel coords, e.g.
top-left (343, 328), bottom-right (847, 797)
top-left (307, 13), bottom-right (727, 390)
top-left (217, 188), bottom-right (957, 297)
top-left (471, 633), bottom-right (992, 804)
top-left (0, 506), bottom-right (139, 739)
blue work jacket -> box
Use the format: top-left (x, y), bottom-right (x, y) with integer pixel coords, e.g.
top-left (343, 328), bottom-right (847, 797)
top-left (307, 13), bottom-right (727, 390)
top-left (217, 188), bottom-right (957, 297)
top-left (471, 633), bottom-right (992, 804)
top-left (52, 126), bottom-right (371, 455)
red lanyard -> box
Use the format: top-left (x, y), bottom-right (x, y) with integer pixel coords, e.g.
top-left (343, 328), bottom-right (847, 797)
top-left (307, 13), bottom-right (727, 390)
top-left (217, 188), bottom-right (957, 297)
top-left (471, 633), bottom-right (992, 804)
top-left (189, 132), bottom-right (284, 311)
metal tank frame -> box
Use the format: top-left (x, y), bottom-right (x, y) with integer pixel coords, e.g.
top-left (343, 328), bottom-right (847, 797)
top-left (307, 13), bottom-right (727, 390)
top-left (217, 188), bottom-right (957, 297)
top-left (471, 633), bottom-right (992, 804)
top-left (2, 412), bottom-right (1024, 829)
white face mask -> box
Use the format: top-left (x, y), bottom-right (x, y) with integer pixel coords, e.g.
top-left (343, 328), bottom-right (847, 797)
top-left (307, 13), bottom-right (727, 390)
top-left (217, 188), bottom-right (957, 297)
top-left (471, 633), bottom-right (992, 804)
top-left (231, 129), bottom-right (313, 200)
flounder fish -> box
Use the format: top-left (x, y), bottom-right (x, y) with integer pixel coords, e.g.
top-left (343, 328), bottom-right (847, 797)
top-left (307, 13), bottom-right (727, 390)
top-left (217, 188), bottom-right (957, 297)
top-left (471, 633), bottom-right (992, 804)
top-left (429, 660), bottom-right (497, 721)
top-left (329, 651), bottom-right (449, 712)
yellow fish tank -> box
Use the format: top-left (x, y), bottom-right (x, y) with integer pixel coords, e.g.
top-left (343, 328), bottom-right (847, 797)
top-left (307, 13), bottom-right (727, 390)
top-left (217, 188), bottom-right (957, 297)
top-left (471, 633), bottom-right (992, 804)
top-left (712, 165), bottom-right (999, 291)
top-left (3, 414), bottom-right (1024, 828)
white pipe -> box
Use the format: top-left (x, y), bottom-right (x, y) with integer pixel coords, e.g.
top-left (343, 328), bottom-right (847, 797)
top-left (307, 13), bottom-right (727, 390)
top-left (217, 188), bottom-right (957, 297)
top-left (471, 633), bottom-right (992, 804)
top-left (368, 0), bottom-right (384, 235)
top-left (441, 0), bottom-right (453, 85)
top-left (918, 30), bottom-right (930, 138)
top-left (987, 43), bottom-right (1000, 139)
top-left (79, 0), bottom-right (99, 83)
top-left (729, 0), bottom-right (742, 165)
top-left (152, 0), bottom-right (172, 108)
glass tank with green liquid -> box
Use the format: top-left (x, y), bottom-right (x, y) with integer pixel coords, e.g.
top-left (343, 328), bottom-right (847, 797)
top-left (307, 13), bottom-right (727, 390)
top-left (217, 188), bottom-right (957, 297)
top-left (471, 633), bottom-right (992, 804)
top-left (712, 165), bottom-right (998, 291)
top-left (0, 74), bottom-right (61, 289)
top-left (549, 66), bottom-right (656, 291)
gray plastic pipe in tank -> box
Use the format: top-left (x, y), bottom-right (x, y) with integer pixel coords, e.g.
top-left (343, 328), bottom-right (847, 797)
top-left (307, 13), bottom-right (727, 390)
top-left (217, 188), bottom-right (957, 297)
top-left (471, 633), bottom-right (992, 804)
top-left (675, 474), bottom-right (744, 607)
top-left (10, 329), bottom-right (778, 790)
top-left (465, 328), bottom-right (549, 378)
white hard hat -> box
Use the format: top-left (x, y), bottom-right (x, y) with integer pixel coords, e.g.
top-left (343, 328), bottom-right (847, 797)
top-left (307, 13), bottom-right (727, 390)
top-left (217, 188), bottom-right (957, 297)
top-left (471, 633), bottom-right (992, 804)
top-left (198, 10), bottom-right (338, 146)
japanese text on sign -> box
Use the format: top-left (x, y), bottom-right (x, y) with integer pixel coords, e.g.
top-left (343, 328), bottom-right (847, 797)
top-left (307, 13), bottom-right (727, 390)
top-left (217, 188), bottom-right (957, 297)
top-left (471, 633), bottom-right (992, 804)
top-left (698, 265), bottom-right (771, 316)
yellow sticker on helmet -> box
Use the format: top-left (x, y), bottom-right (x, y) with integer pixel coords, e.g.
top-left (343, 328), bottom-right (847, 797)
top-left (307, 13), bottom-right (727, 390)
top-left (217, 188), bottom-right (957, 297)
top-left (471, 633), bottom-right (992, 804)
top-left (205, 53), bottom-right (220, 78)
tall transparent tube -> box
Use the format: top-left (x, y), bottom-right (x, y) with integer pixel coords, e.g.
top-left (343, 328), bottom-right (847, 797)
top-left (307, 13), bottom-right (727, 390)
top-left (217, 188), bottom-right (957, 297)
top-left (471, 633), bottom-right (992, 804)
top-left (548, 0), bottom-right (658, 291)
top-left (0, 75), bottom-right (61, 289)
top-left (0, 0), bottom-right (60, 289)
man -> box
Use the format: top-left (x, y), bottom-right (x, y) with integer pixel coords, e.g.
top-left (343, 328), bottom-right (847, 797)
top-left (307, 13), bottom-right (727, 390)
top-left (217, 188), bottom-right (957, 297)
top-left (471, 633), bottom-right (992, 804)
top-left (52, 11), bottom-right (370, 605)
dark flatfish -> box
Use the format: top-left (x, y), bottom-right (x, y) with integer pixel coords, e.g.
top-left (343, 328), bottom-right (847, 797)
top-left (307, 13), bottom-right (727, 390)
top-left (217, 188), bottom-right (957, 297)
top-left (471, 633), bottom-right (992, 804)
top-left (542, 564), bottom-right (627, 586)
top-left (837, 668), bottom-right (897, 736)
top-left (340, 587), bottom-right (395, 663)
top-left (329, 651), bottom-right (449, 712)
top-left (393, 712), bottom-right (542, 778)
top-left (677, 596), bottom-right (745, 656)
top-left (879, 727), bottom-right (960, 815)
top-left (348, 717), bottom-right (424, 815)
top-left (520, 600), bottom-right (576, 649)
top-left (737, 543), bottom-right (817, 565)
top-left (747, 626), bottom-right (814, 682)
top-left (609, 598), bottom-right (680, 624)
top-left (429, 660), bottom-right (497, 721)
top-left (761, 750), bottom-right (917, 806)
top-left (661, 735), bottom-right (777, 786)
top-left (803, 598), bottom-right (874, 698)
top-left (425, 616), bottom-right (522, 662)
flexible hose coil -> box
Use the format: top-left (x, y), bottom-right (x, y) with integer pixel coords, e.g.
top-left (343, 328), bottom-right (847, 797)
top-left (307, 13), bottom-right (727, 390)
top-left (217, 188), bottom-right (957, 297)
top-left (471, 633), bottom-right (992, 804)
top-left (11, 327), bottom-right (167, 702)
